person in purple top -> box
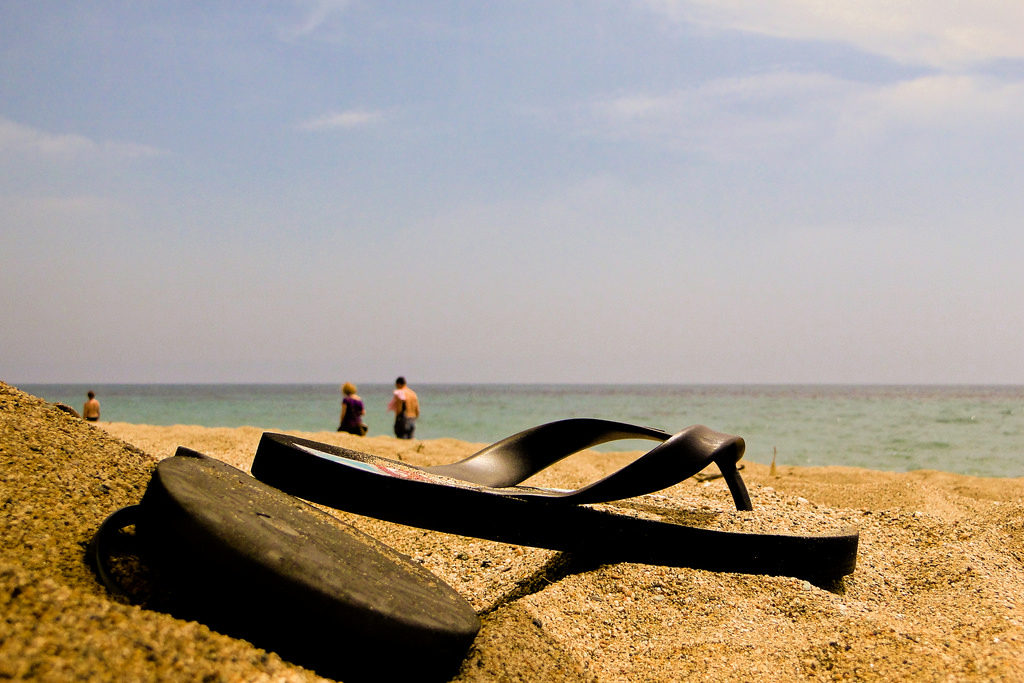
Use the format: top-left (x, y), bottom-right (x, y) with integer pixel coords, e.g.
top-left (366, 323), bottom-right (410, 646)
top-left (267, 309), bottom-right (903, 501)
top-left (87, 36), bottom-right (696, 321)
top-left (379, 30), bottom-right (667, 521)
top-left (338, 382), bottom-right (367, 435)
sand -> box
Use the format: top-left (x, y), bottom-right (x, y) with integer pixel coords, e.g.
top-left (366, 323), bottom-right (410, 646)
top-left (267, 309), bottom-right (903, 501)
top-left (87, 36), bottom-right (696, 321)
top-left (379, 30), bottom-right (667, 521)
top-left (3, 380), bottom-right (1024, 681)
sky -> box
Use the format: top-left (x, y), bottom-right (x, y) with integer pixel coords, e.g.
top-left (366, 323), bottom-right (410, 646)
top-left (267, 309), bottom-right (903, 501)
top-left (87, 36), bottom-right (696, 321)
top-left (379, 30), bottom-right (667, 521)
top-left (2, 1), bottom-right (1023, 385)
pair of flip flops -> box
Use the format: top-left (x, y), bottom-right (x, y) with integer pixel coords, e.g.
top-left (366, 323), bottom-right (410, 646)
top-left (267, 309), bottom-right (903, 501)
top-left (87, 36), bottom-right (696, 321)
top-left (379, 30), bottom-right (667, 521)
top-left (89, 419), bottom-right (858, 680)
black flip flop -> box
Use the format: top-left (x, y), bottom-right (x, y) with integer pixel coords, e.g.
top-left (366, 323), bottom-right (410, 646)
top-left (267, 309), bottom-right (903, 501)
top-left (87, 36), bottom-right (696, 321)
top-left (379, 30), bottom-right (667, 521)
top-left (87, 449), bottom-right (480, 682)
top-left (251, 419), bottom-right (858, 582)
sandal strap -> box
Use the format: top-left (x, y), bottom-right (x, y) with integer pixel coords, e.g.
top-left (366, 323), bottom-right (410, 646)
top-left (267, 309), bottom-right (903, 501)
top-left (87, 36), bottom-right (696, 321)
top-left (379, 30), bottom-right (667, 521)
top-left (427, 419), bottom-right (751, 509)
top-left (85, 504), bottom-right (142, 601)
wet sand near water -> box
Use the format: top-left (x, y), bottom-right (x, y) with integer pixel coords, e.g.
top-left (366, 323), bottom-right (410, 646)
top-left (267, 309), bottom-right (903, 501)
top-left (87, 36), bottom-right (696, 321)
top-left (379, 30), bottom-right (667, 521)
top-left (3, 381), bottom-right (1024, 681)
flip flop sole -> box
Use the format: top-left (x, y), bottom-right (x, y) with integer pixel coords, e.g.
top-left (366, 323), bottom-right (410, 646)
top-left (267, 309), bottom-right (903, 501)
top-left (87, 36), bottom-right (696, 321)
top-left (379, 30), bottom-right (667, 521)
top-left (109, 449), bottom-right (480, 681)
top-left (252, 433), bottom-right (858, 582)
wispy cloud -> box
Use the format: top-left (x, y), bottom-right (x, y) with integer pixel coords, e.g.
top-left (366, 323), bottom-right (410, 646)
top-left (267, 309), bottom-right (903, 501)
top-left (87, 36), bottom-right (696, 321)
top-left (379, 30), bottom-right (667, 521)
top-left (586, 70), bottom-right (1024, 162)
top-left (284, 0), bottom-right (353, 40)
top-left (831, 74), bottom-right (1024, 163)
top-left (587, 71), bottom-right (852, 158)
top-left (0, 118), bottom-right (165, 159)
top-left (841, 74), bottom-right (1024, 131)
top-left (298, 109), bottom-right (387, 131)
top-left (642, 0), bottom-right (1024, 68)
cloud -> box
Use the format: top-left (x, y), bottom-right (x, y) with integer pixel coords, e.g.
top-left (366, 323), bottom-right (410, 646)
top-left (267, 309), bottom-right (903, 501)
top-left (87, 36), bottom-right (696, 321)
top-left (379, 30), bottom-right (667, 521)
top-left (586, 71), bottom-right (1024, 162)
top-left (845, 74), bottom-right (1024, 129)
top-left (0, 118), bottom-right (165, 160)
top-left (284, 0), bottom-right (353, 40)
top-left (642, 0), bottom-right (1024, 68)
top-left (298, 109), bottom-right (387, 131)
top-left (586, 71), bottom-right (854, 158)
top-left (596, 71), bottom-right (849, 124)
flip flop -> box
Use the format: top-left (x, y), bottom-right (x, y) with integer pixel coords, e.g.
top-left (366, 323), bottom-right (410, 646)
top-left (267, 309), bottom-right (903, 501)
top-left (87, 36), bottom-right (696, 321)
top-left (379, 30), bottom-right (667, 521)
top-left (251, 419), bottom-right (858, 581)
top-left (87, 449), bottom-right (480, 682)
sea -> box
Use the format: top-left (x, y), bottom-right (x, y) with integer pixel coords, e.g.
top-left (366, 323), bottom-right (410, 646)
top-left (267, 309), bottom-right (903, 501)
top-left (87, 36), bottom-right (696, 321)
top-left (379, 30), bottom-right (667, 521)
top-left (17, 383), bottom-right (1024, 478)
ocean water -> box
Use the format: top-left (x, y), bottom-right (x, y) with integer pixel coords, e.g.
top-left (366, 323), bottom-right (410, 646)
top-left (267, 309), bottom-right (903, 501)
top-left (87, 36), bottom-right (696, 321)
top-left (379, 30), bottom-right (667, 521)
top-left (17, 383), bottom-right (1024, 478)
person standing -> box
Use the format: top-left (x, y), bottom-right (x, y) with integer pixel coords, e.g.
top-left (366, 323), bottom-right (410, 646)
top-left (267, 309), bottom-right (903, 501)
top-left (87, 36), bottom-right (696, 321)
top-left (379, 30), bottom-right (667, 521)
top-left (82, 390), bottom-right (100, 422)
top-left (387, 376), bottom-right (420, 439)
top-left (338, 382), bottom-right (367, 435)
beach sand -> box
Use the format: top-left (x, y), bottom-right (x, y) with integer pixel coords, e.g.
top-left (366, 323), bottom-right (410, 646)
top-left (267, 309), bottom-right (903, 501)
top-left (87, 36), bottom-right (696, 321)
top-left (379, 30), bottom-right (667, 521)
top-left (3, 380), bottom-right (1024, 681)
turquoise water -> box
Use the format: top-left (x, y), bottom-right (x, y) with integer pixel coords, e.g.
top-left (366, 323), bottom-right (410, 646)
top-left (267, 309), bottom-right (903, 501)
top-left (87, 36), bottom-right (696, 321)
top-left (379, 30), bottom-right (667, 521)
top-left (17, 383), bottom-right (1024, 478)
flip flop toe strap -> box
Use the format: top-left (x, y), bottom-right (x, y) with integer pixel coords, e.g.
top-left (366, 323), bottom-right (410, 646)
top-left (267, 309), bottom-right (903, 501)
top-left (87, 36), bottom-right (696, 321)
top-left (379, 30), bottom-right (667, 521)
top-left (560, 426), bottom-right (751, 508)
top-left (427, 419), bottom-right (751, 508)
top-left (426, 418), bottom-right (670, 487)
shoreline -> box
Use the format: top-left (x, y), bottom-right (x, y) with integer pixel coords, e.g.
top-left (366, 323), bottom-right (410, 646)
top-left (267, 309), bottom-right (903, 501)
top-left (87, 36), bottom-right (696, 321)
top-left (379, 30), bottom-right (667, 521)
top-left (4, 382), bottom-right (1024, 680)
top-left (16, 381), bottom-right (1024, 479)
top-left (97, 419), bottom-right (1024, 485)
